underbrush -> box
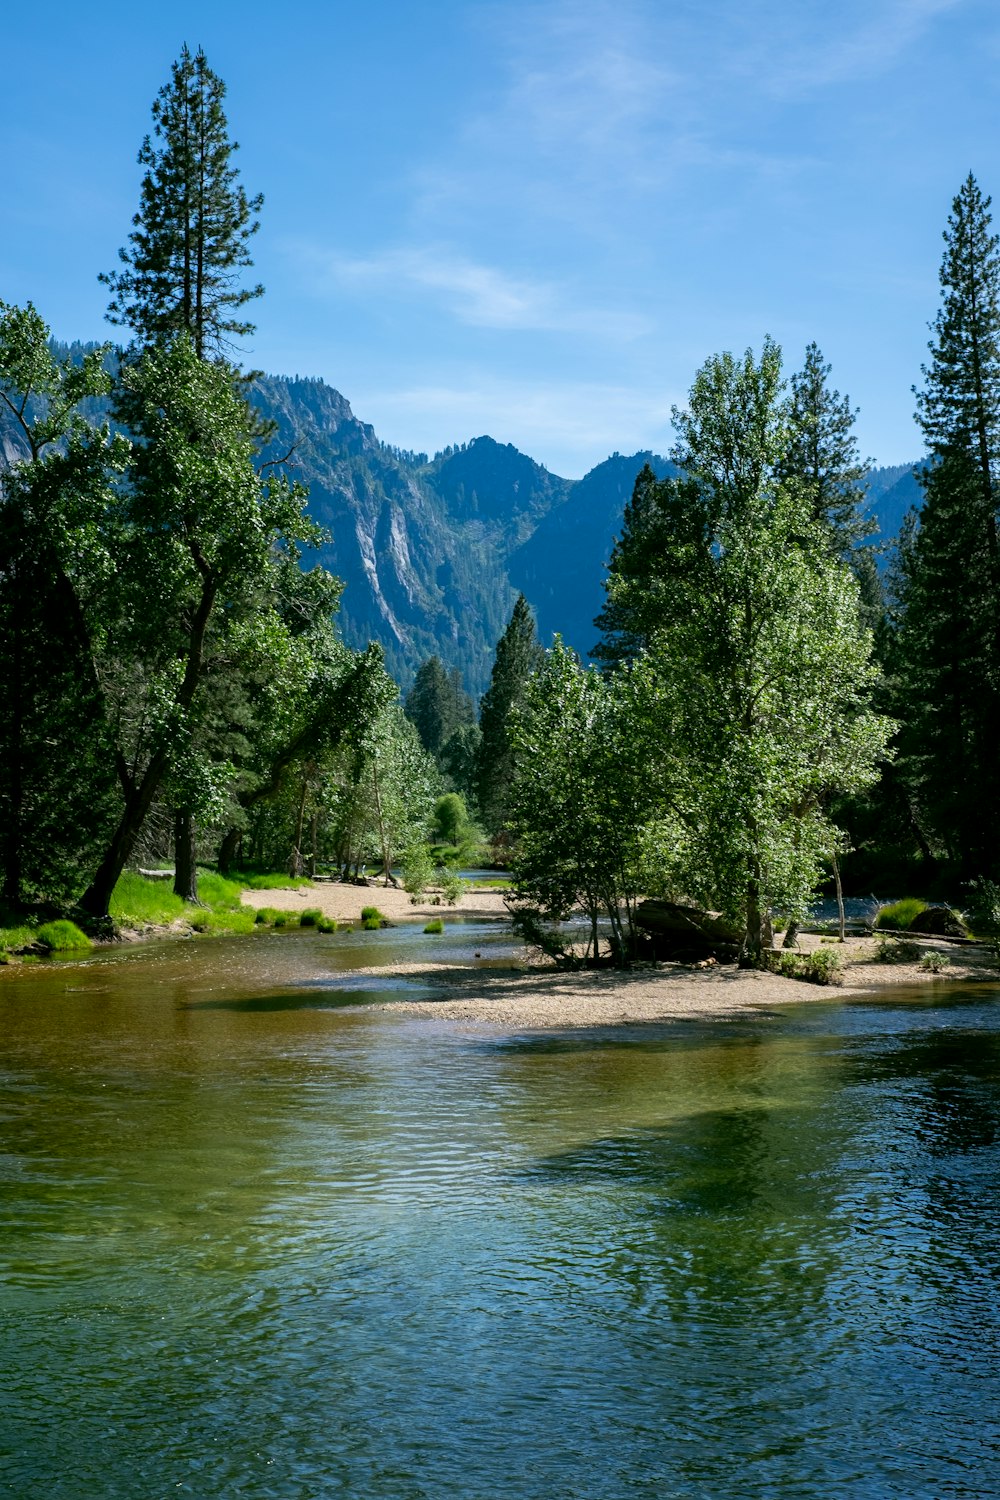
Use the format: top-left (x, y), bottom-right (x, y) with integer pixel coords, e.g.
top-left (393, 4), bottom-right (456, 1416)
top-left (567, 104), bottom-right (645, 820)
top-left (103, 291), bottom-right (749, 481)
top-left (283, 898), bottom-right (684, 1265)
top-left (763, 947), bottom-right (844, 985)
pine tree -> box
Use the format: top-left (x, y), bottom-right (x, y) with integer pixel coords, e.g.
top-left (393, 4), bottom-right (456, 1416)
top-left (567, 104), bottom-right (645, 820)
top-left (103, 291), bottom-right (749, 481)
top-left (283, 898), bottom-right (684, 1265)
top-left (100, 45), bottom-right (263, 357)
top-left (404, 657), bottom-right (474, 759)
top-left (782, 342), bottom-right (875, 556)
top-left (476, 595), bottom-right (543, 834)
top-left (897, 173), bottom-right (1000, 877)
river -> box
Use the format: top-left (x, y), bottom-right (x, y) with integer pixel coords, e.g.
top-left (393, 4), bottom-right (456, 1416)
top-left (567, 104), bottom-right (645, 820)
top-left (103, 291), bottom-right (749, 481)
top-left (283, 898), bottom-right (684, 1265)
top-left (2, 925), bottom-right (999, 1498)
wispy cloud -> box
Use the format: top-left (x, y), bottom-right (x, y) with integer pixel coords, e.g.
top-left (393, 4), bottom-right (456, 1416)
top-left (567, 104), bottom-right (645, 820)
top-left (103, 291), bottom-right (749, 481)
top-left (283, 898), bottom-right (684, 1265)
top-left (289, 242), bottom-right (650, 338)
top-left (350, 375), bottom-right (677, 478)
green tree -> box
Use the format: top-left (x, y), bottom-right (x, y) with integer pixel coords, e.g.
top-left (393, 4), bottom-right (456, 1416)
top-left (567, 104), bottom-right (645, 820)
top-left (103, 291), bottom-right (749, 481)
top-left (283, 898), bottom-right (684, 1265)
top-left (506, 643), bottom-right (659, 964)
top-left (475, 594), bottom-right (543, 834)
top-left (895, 173), bottom-right (1000, 877)
top-left (74, 336), bottom-right (318, 919)
top-left (100, 44), bottom-right (263, 358)
top-left (0, 306), bottom-right (127, 905)
top-left (404, 656), bottom-right (474, 759)
top-left (610, 342), bottom-right (893, 962)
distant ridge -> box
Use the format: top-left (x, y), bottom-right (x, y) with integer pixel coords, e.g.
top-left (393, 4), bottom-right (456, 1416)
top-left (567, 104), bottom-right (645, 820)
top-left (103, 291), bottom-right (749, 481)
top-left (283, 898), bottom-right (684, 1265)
top-left (1, 345), bottom-right (922, 694)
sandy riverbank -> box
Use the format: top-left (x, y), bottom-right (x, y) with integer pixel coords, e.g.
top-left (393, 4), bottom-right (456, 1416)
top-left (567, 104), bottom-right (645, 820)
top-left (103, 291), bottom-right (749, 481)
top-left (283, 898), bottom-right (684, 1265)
top-left (240, 882), bottom-right (999, 1027)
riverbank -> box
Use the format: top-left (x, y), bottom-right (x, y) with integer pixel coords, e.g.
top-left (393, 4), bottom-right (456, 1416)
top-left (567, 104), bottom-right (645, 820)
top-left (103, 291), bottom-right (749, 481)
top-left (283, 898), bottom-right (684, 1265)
top-left (317, 922), bottom-right (1000, 1029)
top-left (237, 880), bottom-right (511, 924)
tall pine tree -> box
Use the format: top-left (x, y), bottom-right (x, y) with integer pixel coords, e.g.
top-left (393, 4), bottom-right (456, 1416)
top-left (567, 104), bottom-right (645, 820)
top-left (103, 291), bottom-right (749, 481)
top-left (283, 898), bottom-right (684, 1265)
top-left (476, 595), bottom-right (543, 835)
top-left (100, 44), bottom-right (263, 358)
top-left (897, 173), bottom-right (1000, 877)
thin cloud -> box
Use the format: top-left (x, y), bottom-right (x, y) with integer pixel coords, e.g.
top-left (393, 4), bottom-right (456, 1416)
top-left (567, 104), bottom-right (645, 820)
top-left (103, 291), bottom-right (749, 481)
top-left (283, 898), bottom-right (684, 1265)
top-left (288, 242), bottom-right (650, 339)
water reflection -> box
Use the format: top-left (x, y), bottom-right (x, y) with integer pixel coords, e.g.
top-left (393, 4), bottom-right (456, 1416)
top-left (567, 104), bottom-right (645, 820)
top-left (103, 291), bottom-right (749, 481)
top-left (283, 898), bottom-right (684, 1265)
top-left (1, 940), bottom-right (999, 1498)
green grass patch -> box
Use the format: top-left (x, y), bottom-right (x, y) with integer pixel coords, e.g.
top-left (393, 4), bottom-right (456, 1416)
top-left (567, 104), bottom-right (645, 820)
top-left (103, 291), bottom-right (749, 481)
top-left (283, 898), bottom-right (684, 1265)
top-left (195, 870), bottom-right (244, 911)
top-left (35, 920), bottom-right (91, 952)
top-left (239, 872), bottom-right (314, 891)
top-left (874, 898), bottom-right (928, 931)
top-left (361, 916), bottom-right (382, 931)
top-left (0, 923), bottom-right (39, 954)
top-left (423, 918), bottom-right (444, 934)
top-left (298, 908), bottom-right (323, 927)
top-left (110, 871), bottom-right (187, 927)
top-left (316, 917), bottom-right (337, 934)
top-left (360, 905), bottom-right (384, 922)
top-left (187, 907), bottom-right (257, 936)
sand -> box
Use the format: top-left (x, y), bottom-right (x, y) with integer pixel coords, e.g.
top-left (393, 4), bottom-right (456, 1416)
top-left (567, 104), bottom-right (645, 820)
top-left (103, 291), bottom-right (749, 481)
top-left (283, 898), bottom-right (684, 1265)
top-left (240, 881), bottom-right (1000, 1029)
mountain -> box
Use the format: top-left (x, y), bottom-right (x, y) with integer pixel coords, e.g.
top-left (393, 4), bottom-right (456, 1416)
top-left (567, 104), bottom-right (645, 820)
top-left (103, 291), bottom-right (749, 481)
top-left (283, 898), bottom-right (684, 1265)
top-left (2, 347), bottom-right (925, 696)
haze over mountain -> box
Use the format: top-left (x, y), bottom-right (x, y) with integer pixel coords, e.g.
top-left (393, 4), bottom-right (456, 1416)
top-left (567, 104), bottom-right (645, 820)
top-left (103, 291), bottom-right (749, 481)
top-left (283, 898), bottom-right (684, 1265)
top-left (2, 351), bottom-right (922, 696)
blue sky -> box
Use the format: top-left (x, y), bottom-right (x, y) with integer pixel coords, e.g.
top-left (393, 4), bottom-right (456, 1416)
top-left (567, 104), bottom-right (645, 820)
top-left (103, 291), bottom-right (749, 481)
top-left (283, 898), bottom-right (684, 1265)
top-left (2, 0), bottom-right (997, 476)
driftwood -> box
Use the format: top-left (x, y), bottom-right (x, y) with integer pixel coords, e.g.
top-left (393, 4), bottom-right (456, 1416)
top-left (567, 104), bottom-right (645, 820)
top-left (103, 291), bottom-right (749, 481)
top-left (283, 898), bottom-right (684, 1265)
top-left (635, 900), bottom-right (742, 960)
top-left (139, 868), bottom-right (174, 881)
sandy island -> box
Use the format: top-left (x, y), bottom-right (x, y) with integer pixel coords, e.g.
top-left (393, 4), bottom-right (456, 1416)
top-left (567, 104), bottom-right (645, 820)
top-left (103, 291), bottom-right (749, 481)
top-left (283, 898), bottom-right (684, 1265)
top-left (240, 881), bottom-right (1000, 1028)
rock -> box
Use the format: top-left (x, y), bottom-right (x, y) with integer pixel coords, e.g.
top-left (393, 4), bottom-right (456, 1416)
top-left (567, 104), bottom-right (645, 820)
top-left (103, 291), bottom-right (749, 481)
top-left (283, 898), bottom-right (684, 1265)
top-left (908, 905), bottom-right (968, 938)
top-left (634, 900), bottom-right (742, 960)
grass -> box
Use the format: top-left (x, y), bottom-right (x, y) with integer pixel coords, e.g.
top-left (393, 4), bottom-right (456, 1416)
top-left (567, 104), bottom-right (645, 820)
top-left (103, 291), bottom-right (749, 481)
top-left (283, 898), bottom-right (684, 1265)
top-left (298, 908), bottom-right (323, 927)
top-left (423, 918), bottom-right (444, 934)
top-left (316, 917), bottom-right (337, 934)
top-left (35, 920), bottom-right (92, 952)
top-left (239, 872), bottom-right (314, 891)
top-left (764, 946), bottom-right (843, 985)
top-left (874, 898), bottom-right (928, 931)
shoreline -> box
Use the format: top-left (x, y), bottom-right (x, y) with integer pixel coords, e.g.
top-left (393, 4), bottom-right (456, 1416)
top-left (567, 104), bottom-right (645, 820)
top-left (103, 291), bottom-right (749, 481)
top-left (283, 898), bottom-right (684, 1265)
top-left (239, 884), bottom-right (999, 1027)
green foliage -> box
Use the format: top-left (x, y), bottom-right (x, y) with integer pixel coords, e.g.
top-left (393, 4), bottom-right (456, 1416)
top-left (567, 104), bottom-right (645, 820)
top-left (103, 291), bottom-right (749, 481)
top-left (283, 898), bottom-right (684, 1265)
top-left (316, 917), bottom-right (337, 934)
top-left (894, 174), bottom-right (1000, 879)
top-left (921, 950), bottom-right (951, 973)
top-left (100, 45), bottom-right (263, 358)
top-left (239, 872), bottom-right (314, 890)
top-left (402, 842), bottom-right (434, 898)
top-left (253, 906), bottom-right (282, 925)
top-left (433, 792), bottom-right (471, 847)
top-left (476, 595), bottom-right (543, 834)
top-left (764, 945), bottom-right (843, 984)
top-left (195, 871), bottom-right (244, 911)
top-left (298, 908), bottom-right (323, 927)
top-left (874, 898), bottom-right (928, 930)
top-left (360, 905), bottom-right (384, 923)
top-left (506, 643), bottom-right (656, 964)
top-left (967, 877), bottom-right (1000, 955)
top-left (438, 871), bottom-right (465, 906)
top-left (875, 937), bottom-right (923, 963)
top-left (362, 916), bottom-right (382, 931)
top-left (404, 657), bottom-right (474, 759)
top-left (34, 920), bottom-right (91, 952)
top-left (595, 340), bottom-right (893, 960)
top-left (110, 873), bottom-right (187, 927)
top-left (423, 918), bottom-right (444, 934)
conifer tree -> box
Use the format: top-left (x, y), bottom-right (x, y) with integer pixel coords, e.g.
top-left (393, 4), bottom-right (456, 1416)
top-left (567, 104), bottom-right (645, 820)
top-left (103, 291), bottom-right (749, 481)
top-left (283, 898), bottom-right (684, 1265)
top-left (897, 173), bottom-right (1000, 876)
top-left (101, 44), bottom-right (263, 357)
top-left (782, 342), bottom-right (874, 556)
top-left (476, 595), bottom-right (543, 834)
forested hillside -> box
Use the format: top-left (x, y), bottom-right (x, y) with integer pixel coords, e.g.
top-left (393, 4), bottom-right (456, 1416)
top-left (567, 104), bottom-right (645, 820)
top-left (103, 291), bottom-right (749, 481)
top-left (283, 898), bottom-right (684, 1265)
top-left (0, 352), bottom-right (917, 694)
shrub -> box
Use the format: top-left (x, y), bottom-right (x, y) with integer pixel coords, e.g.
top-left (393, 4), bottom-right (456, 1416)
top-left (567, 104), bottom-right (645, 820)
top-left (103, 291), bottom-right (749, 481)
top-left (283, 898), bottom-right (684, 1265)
top-left (35, 920), bottom-right (91, 952)
top-left (874, 898), bottom-right (928, 931)
top-left (362, 915), bottom-right (383, 931)
top-left (403, 843), bottom-right (434, 898)
top-left (360, 906), bottom-right (384, 924)
top-left (875, 937), bottom-right (922, 964)
top-left (423, 918), bottom-right (444, 934)
top-left (273, 914), bottom-right (288, 928)
top-left (802, 948), bottom-right (843, 985)
top-left (439, 872), bottom-right (465, 906)
top-left (298, 908), bottom-right (323, 927)
top-left (921, 950), bottom-right (951, 973)
top-left (316, 917), bottom-right (337, 934)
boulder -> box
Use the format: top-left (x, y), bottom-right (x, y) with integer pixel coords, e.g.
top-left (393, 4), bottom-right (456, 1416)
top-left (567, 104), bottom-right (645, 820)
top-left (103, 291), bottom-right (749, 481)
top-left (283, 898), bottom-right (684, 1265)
top-left (907, 905), bottom-right (968, 938)
top-left (634, 900), bottom-right (742, 960)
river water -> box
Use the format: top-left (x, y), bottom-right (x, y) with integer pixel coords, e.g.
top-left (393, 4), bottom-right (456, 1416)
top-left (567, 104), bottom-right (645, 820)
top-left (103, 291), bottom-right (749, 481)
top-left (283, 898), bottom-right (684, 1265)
top-left (2, 925), bottom-right (999, 1498)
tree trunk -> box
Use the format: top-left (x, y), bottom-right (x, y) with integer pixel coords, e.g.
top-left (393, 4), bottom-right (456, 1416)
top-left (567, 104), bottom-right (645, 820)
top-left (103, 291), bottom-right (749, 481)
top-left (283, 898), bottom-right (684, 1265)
top-left (289, 778), bottom-right (308, 877)
top-left (832, 849), bottom-right (845, 943)
top-left (173, 809), bottom-right (199, 903)
top-left (740, 866), bottom-right (764, 967)
top-left (782, 921), bottom-right (800, 950)
top-left (78, 760), bottom-right (166, 919)
top-left (217, 826), bottom-right (240, 874)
